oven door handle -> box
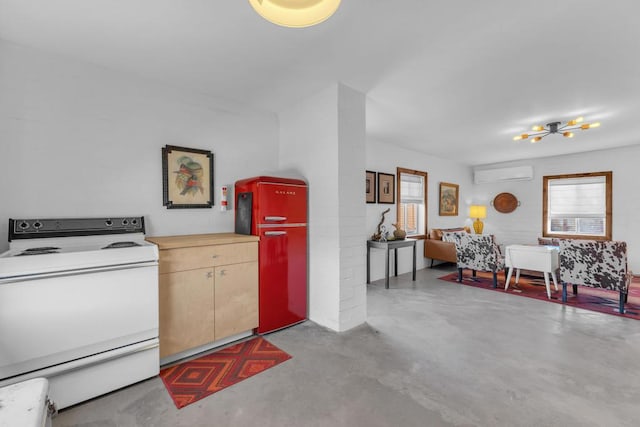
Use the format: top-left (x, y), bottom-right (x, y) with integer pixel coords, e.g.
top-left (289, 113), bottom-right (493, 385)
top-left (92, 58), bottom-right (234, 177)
top-left (0, 261), bottom-right (158, 284)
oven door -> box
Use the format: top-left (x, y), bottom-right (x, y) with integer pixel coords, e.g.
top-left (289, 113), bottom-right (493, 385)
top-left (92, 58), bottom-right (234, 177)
top-left (0, 262), bottom-right (158, 380)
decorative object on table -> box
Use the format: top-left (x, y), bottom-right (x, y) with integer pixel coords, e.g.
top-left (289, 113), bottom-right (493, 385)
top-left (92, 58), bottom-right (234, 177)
top-left (392, 223), bottom-right (406, 240)
top-left (365, 170), bottom-right (376, 203)
top-left (377, 173), bottom-right (395, 204)
top-left (513, 116), bottom-right (601, 143)
top-left (469, 205), bottom-right (487, 234)
top-left (249, 0), bottom-right (341, 28)
top-left (379, 225), bottom-right (388, 242)
top-left (371, 208), bottom-right (391, 241)
top-left (492, 192), bottom-right (520, 213)
top-left (439, 182), bottom-right (459, 216)
top-left (160, 336), bottom-right (291, 409)
top-left (438, 271), bottom-right (640, 321)
top-left (162, 145), bottom-right (214, 208)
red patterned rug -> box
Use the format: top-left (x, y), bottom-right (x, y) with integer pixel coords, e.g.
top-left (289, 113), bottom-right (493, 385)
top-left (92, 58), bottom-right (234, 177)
top-left (438, 271), bottom-right (640, 320)
top-left (160, 336), bottom-right (291, 409)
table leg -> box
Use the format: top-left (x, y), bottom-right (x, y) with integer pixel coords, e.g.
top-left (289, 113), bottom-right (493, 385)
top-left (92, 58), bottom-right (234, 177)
top-left (366, 245), bottom-right (371, 284)
top-left (515, 268), bottom-right (521, 284)
top-left (543, 272), bottom-right (551, 299)
top-left (505, 267), bottom-right (514, 290)
top-left (550, 271), bottom-right (559, 291)
top-left (385, 246), bottom-right (390, 289)
top-left (394, 248), bottom-right (398, 277)
top-left (412, 242), bottom-right (416, 281)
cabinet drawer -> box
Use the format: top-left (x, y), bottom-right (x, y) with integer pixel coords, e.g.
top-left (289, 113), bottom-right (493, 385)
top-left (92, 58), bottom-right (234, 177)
top-left (158, 242), bottom-right (258, 273)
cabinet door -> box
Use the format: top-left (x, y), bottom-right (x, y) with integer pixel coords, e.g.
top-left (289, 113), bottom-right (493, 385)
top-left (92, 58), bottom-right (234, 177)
top-left (214, 261), bottom-right (259, 340)
top-left (159, 268), bottom-right (215, 358)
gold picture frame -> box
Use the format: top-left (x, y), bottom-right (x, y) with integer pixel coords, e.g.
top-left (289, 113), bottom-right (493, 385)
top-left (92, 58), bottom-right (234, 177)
top-left (366, 170), bottom-right (376, 203)
top-left (162, 145), bottom-right (214, 209)
top-left (439, 182), bottom-right (459, 216)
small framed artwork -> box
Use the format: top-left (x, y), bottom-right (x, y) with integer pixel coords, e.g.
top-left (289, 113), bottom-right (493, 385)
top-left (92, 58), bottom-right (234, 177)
top-left (366, 170), bottom-right (376, 203)
top-left (439, 182), bottom-right (459, 216)
top-left (377, 172), bottom-right (395, 204)
top-left (162, 145), bottom-right (214, 209)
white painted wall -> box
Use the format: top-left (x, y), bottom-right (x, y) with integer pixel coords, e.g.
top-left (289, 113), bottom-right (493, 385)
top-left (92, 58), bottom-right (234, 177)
top-left (366, 138), bottom-right (473, 281)
top-left (279, 83), bottom-right (367, 332)
top-left (279, 85), bottom-right (341, 330)
top-left (472, 145), bottom-right (640, 271)
top-left (336, 85), bottom-right (367, 331)
top-left (0, 39), bottom-right (279, 250)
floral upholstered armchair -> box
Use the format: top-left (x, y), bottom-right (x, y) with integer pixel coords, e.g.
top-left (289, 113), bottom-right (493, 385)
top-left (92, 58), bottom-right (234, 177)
top-left (559, 239), bottom-right (631, 314)
top-left (443, 232), bottom-right (505, 288)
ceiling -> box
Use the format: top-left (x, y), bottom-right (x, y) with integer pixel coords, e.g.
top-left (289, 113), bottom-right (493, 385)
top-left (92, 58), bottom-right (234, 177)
top-left (1, 0), bottom-right (639, 165)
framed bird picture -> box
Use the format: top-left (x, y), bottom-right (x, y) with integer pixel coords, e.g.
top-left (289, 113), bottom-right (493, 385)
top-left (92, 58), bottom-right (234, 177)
top-left (162, 145), bottom-right (214, 208)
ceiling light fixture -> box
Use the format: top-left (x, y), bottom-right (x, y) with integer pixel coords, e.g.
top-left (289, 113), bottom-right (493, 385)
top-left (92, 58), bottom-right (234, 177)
top-left (513, 116), bottom-right (601, 144)
top-left (249, 0), bottom-right (341, 28)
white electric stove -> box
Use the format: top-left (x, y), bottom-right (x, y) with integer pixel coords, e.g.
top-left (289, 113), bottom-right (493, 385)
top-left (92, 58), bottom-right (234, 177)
top-left (0, 217), bottom-right (159, 410)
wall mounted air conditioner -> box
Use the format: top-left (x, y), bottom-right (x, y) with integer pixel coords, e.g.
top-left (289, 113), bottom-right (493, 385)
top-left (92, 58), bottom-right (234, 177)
top-left (473, 165), bottom-right (534, 184)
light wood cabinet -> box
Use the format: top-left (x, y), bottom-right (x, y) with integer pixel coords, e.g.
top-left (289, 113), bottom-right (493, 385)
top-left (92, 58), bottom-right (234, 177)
top-left (146, 233), bottom-right (259, 359)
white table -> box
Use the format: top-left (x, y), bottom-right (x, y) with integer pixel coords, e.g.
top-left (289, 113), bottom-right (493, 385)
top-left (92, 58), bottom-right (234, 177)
top-left (504, 244), bottom-right (559, 298)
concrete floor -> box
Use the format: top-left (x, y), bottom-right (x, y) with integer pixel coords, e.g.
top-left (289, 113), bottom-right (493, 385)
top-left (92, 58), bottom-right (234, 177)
top-left (54, 265), bottom-right (640, 426)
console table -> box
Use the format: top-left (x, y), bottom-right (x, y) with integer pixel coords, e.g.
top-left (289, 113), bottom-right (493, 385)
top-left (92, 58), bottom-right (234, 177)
top-left (504, 244), bottom-right (559, 298)
top-left (367, 239), bottom-right (417, 289)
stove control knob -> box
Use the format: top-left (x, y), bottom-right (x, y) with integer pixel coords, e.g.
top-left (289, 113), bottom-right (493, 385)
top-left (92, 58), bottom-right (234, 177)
top-left (105, 219), bottom-right (113, 227)
top-left (122, 219), bottom-right (129, 226)
top-left (19, 221), bottom-right (29, 230)
top-left (33, 221), bottom-right (42, 229)
top-left (131, 218), bottom-right (138, 226)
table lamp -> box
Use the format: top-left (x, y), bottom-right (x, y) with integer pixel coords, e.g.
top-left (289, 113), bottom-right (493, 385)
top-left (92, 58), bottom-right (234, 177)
top-left (469, 205), bottom-right (487, 234)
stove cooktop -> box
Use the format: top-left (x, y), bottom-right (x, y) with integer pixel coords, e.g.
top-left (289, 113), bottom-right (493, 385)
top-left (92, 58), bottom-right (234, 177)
top-left (1, 217), bottom-right (158, 279)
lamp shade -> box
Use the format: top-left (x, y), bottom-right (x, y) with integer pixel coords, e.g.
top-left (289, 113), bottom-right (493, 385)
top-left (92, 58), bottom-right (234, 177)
top-left (469, 205), bottom-right (487, 219)
top-left (249, 0), bottom-right (341, 28)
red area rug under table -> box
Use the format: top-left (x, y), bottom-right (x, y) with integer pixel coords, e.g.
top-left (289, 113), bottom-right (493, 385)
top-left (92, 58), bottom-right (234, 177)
top-left (438, 271), bottom-right (640, 320)
top-left (160, 336), bottom-right (292, 409)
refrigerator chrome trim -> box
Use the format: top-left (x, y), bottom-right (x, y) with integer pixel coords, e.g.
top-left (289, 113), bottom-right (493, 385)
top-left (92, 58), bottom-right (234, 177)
top-left (258, 223), bottom-right (307, 228)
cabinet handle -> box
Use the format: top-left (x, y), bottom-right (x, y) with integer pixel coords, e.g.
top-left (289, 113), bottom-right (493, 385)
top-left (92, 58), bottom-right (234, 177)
top-left (265, 231), bottom-right (287, 236)
top-left (219, 270), bottom-right (227, 276)
top-left (211, 255), bottom-right (219, 259)
top-left (265, 216), bottom-right (287, 222)
top-left (206, 272), bottom-right (213, 279)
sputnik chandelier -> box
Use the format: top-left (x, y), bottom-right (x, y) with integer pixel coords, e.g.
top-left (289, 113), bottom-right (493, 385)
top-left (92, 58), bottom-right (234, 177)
top-left (513, 116), bottom-right (600, 143)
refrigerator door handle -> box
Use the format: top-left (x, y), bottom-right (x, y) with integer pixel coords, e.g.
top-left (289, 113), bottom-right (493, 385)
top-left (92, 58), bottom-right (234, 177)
top-left (264, 231), bottom-right (287, 236)
top-left (265, 216), bottom-right (287, 222)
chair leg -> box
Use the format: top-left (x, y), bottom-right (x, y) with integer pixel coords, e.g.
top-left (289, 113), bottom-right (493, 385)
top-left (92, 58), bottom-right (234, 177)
top-left (572, 284), bottom-right (578, 295)
top-left (504, 270), bottom-right (508, 282)
top-left (619, 290), bottom-right (626, 314)
top-left (457, 268), bottom-right (463, 282)
top-left (472, 270), bottom-right (477, 278)
top-left (430, 258), bottom-right (434, 268)
top-left (492, 271), bottom-right (498, 288)
top-left (562, 282), bottom-right (568, 303)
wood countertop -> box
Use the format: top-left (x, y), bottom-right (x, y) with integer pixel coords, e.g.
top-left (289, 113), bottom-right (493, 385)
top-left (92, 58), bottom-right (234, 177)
top-left (146, 233), bottom-right (259, 250)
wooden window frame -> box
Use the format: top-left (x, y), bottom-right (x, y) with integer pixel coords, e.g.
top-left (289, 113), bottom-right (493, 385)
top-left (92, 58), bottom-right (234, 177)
top-left (542, 171), bottom-right (612, 241)
top-left (396, 167), bottom-right (428, 240)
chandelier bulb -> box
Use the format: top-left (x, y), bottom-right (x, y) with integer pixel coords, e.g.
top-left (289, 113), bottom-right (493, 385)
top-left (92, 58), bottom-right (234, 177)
top-left (563, 131), bottom-right (574, 138)
top-left (532, 125), bottom-right (544, 131)
top-left (531, 136), bottom-right (542, 143)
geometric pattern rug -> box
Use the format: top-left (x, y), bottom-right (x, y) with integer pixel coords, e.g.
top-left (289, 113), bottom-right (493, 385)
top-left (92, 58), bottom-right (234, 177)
top-left (160, 336), bottom-right (292, 409)
top-left (438, 271), bottom-right (640, 321)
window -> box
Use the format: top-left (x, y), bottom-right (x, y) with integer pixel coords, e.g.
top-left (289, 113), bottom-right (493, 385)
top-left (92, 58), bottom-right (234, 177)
top-left (396, 168), bottom-right (427, 238)
top-left (542, 171), bottom-right (612, 240)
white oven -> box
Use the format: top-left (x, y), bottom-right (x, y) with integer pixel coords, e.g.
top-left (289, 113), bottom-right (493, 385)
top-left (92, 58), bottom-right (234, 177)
top-left (0, 217), bottom-right (159, 410)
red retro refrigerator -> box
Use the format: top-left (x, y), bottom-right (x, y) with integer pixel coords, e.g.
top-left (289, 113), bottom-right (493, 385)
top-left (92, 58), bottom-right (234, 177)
top-left (234, 176), bottom-right (308, 334)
